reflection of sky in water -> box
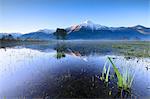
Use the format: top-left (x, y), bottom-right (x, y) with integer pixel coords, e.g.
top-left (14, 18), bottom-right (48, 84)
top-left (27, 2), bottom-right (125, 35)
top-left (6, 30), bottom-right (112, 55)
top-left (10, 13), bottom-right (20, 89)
top-left (0, 48), bottom-right (150, 97)
top-left (0, 48), bottom-right (56, 95)
top-left (112, 57), bottom-right (150, 96)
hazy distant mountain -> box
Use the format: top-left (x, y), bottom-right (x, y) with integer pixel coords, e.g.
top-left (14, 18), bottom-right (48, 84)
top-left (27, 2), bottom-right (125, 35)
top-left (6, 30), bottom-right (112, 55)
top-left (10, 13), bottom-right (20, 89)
top-left (20, 31), bottom-right (55, 41)
top-left (36, 29), bottom-right (55, 34)
top-left (0, 30), bottom-right (55, 41)
top-left (66, 20), bottom-right (150, 40)
top-left (19, 29), bottom-right (55, 41)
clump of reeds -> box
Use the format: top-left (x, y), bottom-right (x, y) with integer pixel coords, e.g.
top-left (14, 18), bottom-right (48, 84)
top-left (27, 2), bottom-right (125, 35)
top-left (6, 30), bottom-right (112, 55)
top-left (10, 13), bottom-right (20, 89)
top-left (108, 57), bottom-right (135, 91)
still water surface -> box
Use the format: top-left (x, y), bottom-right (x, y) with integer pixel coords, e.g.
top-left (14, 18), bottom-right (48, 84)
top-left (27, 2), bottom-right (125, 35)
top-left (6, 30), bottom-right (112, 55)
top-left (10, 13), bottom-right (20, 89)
top-left (0, 41), bottom-right (150, 98)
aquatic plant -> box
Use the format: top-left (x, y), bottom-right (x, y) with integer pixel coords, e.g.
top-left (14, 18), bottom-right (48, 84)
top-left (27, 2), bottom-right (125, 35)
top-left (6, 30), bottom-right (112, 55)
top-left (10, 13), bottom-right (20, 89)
top-left (100, 61), bottom-right (107, 81)
top-left (122, 66), bottom-right (135, 90)
top-left (108, 57), bottom-right (123, 88)
top-left (105, 64), bottom-right (110, 83)
top-left (108, 57), bottom-right (135, 90)
top-left (100, 60), bottom-right (110, 83)
top-left (112, 42), bottom-right (150, 58)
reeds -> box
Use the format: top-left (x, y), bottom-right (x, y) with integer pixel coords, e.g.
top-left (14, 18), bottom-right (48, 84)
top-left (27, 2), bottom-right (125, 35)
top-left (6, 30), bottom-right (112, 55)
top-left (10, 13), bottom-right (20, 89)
top-left (98, 57), bottom-right (135, 92)
top-left (108, 57), bottom-right (123, 88)
top-left (108, 57), bottom-right (135, 91)
top-left (100, 60), bottom-right (110, 83)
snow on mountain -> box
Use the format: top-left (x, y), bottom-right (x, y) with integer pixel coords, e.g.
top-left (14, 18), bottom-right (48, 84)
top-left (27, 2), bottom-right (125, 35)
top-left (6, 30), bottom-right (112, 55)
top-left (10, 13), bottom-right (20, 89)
top-left (67, 20), bottom-right (150, 34)
top-left (68, 20), bottom-right (110, 33)
top-left (81, 20), bottom-right (109, 30)
top-left (0, 21), bottom-right (150, 41)
top-left (132, 25), bottom-right (150, 34)
top-left (66, 21), bottom-right (150, 40)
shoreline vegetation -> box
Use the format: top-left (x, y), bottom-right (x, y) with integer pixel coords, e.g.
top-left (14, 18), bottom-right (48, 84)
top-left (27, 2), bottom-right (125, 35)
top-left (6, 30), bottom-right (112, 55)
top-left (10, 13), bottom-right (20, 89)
top-left (95, 57), bottom-right (135, 98)
top-left (0, 40), bottom-right (149, 58)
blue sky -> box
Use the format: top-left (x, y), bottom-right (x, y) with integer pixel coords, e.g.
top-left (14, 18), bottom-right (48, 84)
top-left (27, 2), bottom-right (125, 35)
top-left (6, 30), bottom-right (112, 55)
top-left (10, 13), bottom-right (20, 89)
top-left (0, 0), bottom-right (150, 33)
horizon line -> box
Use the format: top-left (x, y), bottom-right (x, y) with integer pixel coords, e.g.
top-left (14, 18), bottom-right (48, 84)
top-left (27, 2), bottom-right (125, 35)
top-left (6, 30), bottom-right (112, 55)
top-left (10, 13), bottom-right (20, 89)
top-left (0, 23), bottom-right (149, 34)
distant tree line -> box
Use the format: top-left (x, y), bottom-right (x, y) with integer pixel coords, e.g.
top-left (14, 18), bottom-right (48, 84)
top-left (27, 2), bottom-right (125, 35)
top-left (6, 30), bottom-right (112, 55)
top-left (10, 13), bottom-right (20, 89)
top-left (0, 34), bottom-right (19, 41)
top-left (0, 28), bottom-right (68, 41)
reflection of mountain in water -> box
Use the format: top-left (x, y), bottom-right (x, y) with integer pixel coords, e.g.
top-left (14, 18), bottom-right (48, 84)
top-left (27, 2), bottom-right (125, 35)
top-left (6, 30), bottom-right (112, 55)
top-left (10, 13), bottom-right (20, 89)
top-left (0, 41), bottom-right (150, 58)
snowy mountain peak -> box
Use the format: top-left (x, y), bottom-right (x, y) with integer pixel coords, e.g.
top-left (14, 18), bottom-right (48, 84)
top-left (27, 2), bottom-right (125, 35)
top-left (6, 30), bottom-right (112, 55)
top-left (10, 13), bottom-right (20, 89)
top-left (81, 20), bottom-right (108, 30)
top-left (68, 20), bottom-right (109, 33)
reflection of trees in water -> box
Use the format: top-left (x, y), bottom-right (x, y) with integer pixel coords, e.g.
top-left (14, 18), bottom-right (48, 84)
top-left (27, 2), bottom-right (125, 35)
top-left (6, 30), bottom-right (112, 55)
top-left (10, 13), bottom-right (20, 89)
top-left (55, 43), bottom-right (66, 59)
top-left (53, 28), bottom-right (68, 59)
top-left (55, 43), bottom-right (67, 53)
top-left (53, 28), bottom-right (93, 57)
top-left (55, 52), bottom-right (66, 59)
top-left (54, 43), bottom-right (84, 59)
top-left (54, 42), bottom-right (112, 57)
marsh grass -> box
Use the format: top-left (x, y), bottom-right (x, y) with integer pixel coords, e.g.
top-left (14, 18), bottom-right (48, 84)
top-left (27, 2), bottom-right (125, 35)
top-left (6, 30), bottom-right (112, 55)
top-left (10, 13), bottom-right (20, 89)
top-left (100, 60), bottom-right (110, 83)
top-left (112, 42), bottom-right (150, 57)
top-left (97, 57), bottom-right (136, 98)
top-left (108, 57), bottom-right (135, 91)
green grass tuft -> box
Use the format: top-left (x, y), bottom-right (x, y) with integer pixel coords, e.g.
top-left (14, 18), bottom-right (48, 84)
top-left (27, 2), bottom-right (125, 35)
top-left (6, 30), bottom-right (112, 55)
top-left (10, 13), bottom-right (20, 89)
top-left (108, 57), bottom-right (135, 91)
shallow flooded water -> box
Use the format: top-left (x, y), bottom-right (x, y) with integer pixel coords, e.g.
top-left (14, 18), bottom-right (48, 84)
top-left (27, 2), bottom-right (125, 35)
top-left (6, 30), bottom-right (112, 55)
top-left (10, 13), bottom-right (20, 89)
top-left (0, 41), bottom-right (150, 98)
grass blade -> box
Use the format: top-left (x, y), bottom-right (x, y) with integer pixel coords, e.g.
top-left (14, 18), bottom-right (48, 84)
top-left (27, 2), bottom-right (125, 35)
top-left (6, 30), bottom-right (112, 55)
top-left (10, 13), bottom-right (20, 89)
top-left (108, 57), bottom-right (123, 88)
top-left (105, 63), bottom-right (110, 82)
top-left (101, 60), bottom-right (107, 80)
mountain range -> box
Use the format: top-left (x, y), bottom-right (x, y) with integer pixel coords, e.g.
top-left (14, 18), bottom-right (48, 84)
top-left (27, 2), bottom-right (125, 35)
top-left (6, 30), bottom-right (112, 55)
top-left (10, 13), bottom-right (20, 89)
top-left (0, 20), bottom-right (150, 41)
